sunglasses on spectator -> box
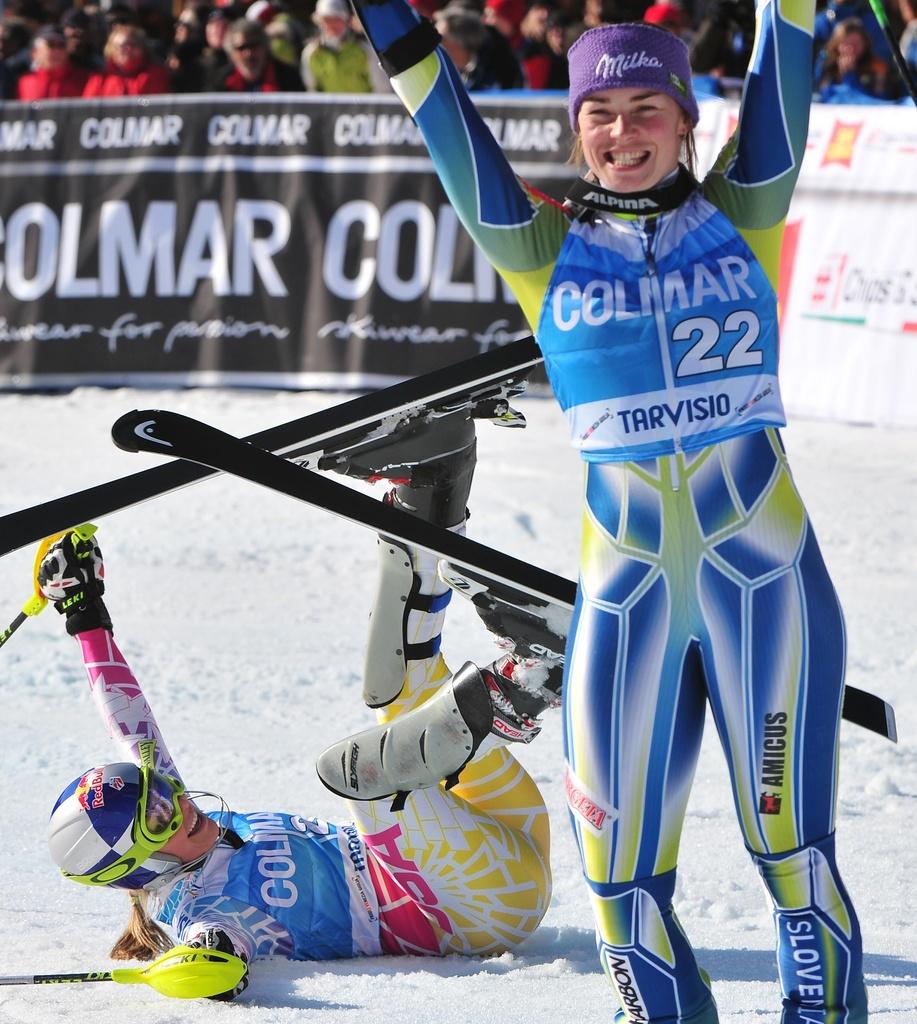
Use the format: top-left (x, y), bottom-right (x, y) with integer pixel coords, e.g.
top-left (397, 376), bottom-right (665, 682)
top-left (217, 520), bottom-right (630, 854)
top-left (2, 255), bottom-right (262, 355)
top-left (233, 39), bottom-right (263, 52)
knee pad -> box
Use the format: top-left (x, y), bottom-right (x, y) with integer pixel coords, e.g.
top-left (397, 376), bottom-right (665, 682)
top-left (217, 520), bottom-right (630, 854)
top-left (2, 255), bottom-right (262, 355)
top-left (363, 538), bottom-right (451, 708)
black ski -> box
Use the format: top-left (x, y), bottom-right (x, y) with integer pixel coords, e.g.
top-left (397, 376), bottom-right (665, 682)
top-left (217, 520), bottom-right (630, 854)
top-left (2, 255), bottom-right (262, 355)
top-left (114, 407), bottom-right (573, 606)
top-left (111, 408), bottom-right (898, 744)
top-left (0, 337), bottom-right (541, 560)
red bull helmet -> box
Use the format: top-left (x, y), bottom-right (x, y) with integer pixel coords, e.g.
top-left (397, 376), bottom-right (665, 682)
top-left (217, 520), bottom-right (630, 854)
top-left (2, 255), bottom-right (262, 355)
top-left (48, 761), bottom-right (188, 890)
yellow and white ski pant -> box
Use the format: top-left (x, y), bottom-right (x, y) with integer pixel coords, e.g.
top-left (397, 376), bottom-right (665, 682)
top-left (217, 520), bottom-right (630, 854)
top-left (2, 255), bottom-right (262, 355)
top-left (349, 542), bottom-right (552, 957)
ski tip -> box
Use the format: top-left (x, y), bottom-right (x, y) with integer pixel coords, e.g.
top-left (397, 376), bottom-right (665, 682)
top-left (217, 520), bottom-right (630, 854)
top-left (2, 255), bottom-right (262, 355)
top-left (111, 410), bottom-right (173, 454)
top-left (111, 409), bottom-right (145, 453)
top-left (886, 705), bottom-right (898, 744)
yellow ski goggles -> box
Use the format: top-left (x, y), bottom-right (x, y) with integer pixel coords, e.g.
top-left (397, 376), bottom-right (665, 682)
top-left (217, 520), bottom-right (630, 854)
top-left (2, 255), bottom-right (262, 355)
top-left (65, 764), bottom-right (186, 887)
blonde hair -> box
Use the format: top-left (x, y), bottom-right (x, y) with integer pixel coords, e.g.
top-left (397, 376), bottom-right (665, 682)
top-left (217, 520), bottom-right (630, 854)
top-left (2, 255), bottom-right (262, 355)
top-left (103, 25), bottom-right (150, 64)
top-left (109, 890), bottom-right (174, 962)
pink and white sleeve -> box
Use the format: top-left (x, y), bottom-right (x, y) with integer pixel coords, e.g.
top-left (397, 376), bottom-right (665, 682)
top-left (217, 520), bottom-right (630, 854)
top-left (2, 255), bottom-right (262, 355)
top-left (75, 628), bottom-right (182, 782)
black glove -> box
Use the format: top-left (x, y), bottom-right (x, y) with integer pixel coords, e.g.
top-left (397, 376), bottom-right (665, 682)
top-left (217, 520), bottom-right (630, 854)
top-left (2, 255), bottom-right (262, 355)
top-left (187, 929), bottom-right (250, 1002)
top-left (37, 530), bottom-right (112, 636)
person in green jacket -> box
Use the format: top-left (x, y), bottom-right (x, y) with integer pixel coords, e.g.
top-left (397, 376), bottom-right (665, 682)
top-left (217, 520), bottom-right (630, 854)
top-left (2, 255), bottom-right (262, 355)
top-left (301, 0), bottom-right (388, 92)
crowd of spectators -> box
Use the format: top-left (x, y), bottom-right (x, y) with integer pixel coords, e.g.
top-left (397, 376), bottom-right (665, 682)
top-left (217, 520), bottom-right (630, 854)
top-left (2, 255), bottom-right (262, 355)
top-left (0, 0), bottom-right (913, 103)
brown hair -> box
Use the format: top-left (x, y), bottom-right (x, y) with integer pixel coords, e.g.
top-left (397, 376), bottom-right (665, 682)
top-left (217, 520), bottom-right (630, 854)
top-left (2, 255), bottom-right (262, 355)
top-left (109, 890), bottom-right (174, 962)
top-left (818, 18), bottom-right (882, 90)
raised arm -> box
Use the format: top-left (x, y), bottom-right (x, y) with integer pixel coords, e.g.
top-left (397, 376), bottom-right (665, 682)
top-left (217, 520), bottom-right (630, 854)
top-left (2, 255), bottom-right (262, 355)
top-left (38, 530), bottom-right (181, 780)
top-left (76, 628), bottom-right (181, 780)
top-left (350, 0), bottom-right (569, 327)
top-left (703, 0), bottom-right (815, 286)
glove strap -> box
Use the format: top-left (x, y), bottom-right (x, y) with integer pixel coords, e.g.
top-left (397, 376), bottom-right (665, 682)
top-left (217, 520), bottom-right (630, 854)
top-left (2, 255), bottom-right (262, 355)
top-left (62, 593), bottom-right (112, 636)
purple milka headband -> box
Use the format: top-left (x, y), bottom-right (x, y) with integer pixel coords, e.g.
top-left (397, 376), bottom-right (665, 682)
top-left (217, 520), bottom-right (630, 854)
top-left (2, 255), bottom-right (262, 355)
top-left (567, 23), bottom-right (699, 131)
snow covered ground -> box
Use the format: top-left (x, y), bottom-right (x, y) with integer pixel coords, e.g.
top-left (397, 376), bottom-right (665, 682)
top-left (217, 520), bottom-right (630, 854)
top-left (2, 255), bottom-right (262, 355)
top-left (0, 387), bottom-right (914, 1024)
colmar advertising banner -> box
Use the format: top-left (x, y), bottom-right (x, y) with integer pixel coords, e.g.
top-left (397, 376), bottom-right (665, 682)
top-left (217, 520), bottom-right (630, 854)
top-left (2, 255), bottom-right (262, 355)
top-left (0, 93), bottom-right (571, 389)
top-left (0, 93), bottom-right (914, 429)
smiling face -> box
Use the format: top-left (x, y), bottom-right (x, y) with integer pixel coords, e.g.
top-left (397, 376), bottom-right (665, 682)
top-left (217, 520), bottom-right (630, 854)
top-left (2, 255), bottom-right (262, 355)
top-left (577, 87), bottom-right (690, 193)
top-left (160, 794), bottom-right (220, 863)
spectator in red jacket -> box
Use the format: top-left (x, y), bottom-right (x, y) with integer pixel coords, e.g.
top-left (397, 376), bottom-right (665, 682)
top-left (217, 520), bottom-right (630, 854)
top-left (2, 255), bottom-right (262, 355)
top-left (17, 24), bottom-right (90, 99)
top-left (518, 0), bottom-right (570, 88)
top-left (83, 24), bottom-right (171, 97)
top-left (213, 19), bottom-right (304, 91)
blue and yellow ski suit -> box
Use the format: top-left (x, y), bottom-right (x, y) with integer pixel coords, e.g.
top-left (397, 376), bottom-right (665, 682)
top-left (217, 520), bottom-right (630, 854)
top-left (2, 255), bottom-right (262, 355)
top-left (350, 0), bottom-right (868, 1019)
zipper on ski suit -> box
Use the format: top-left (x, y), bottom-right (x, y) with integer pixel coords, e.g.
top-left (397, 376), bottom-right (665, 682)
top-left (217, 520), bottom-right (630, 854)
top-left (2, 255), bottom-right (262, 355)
top-left (637, 215), bottom-right (683, 490)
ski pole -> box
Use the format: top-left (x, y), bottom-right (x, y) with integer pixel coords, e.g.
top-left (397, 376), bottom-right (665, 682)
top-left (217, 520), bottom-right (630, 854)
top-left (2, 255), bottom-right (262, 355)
top-left (865, 0), bottom-right (917, 106)
top-left (0, 523), bottom-right (98, 652)
top-left (0, 609), bottom-right (31, 650)
top-left (0, 945), bottom-right (247, 1000)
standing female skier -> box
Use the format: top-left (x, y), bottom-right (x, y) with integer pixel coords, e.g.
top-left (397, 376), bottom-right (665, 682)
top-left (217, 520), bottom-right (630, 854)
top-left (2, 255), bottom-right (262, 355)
top-left (313, 3), bottom-right (869, 1021)
top-left (41, 418), bottom-right (562, 1001)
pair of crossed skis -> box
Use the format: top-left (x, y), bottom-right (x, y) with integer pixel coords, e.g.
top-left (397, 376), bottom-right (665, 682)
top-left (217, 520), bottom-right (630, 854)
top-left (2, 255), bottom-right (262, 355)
top-left (0, 337), bottom-right (897, 743)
